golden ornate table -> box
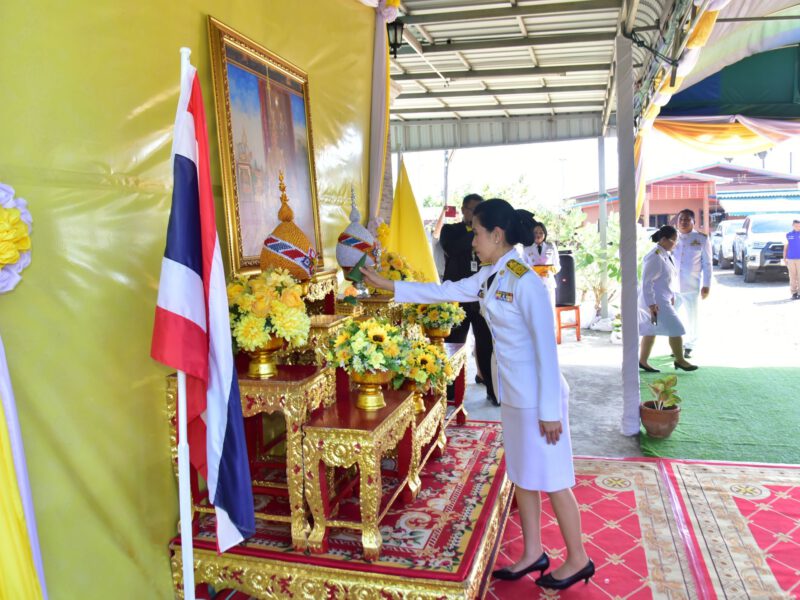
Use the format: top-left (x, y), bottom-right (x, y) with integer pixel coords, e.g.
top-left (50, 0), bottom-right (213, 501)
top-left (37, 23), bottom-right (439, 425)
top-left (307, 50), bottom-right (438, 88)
top-left (303, 267), bottom-right (338, 315)
top-left (302, 388), bottom-right (416, 561)
top-left (406, 392), bottom-right (447, 502)
top-left (278, 313), bottom-right (351, 366)
top-left (165, 364), bottom-right (335, 550)
top-left (444, 343), bottom-right (469, 426)
top-left (357, 294), bottom-right (403, 324)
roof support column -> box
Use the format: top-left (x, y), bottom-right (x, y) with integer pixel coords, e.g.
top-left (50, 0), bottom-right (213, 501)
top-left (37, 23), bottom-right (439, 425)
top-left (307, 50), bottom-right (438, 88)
top-left (615, 32), bottom-right (641, 437)
top-left (598, 134), bottom-right (608, 319)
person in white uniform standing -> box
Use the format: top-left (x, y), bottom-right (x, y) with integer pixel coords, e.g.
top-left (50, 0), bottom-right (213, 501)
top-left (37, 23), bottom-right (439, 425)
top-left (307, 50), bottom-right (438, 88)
top-left (673, 209), bottom-right (711, 359)
top-left (638, 225), bottom-right (698, 372)
top-left (522, 220), bottom-right (560, 310)
top-left (362, 199), bottom-right (594, 591)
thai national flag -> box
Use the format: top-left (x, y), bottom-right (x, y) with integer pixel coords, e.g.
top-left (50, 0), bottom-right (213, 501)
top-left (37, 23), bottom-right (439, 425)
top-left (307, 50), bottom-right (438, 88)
top-left (151, 61), bottom-right (255, 552)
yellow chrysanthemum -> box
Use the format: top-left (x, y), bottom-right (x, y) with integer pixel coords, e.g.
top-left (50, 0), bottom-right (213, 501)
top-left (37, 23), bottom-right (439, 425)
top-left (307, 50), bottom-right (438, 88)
top-left (334, 331), bottom-right (351, 347)
top-left (383, 341), bottom-right (400, 358)
top-left (226, 282), bottom-right (245, 304)
top-left (233, 314), bottom-right (269, 352)
top-left (271, 303), bottom-right (310, 346)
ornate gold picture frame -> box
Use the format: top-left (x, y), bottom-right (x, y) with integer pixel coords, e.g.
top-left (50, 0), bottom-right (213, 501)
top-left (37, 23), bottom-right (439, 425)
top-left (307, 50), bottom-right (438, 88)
top-left (208, 17), bottom-right (324, 277)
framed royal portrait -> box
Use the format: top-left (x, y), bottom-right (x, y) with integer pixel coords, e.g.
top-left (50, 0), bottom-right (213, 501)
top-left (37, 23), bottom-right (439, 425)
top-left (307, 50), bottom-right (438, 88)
top-left (208, 17), bottom-right (324, 276)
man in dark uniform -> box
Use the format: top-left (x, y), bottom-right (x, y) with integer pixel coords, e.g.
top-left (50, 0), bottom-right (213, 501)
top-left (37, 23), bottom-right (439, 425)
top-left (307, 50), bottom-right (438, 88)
top-left (439, 193), bottom-right (497, 404)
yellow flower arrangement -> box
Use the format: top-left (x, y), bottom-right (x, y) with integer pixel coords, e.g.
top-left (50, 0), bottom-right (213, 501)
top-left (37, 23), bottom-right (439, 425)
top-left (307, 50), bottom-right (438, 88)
top-left (226, 268), bottom-right (311, 352)
top-left (392, 338), bottom-right (453, 390)
top-left (0, 206), bottom-right (31, 267)
top-left (378, 250), bottom-right (424, 283)
top-left (403, 302), bottom-right (466, 330)
top-left (325, 317), bottom-right (410, 375)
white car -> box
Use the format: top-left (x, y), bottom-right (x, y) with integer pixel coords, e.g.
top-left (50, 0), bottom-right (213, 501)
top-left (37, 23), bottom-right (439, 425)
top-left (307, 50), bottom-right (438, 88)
top-left (732, 213), bottom-right (800, 283)
top-left (711, 219), bottom-right (744, 269)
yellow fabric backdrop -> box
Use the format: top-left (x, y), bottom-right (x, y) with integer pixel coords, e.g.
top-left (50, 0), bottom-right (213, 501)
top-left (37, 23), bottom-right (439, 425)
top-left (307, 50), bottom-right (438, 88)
top-left (0, 396), bottom-right (44, 600)
top-left (0, 1), bottom-right (374, 597)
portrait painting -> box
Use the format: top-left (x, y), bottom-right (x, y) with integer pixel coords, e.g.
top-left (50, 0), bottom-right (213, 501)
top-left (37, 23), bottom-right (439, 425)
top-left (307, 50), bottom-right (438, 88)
top-left (208, 18), bottom-right (323, 276)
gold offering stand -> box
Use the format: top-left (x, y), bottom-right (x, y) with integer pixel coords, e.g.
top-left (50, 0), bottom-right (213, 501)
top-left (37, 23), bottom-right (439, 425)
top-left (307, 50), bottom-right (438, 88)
top-left (166, 364), bottom-right (335, 550)
top-left (356, 293), bottom-right (403, 324)
top-left (444, 343), bottom-right (469, 426)
top-left (302, 267), bottom-right (338, 314)
top-left (302, 387), bottom-right (416, 561)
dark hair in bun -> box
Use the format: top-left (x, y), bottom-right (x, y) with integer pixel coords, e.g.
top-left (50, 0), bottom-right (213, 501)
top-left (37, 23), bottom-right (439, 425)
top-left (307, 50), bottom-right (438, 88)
top-left (473, 199), bottom-right (535, 246)
top-left (651, 225), bottom-right (678, 243)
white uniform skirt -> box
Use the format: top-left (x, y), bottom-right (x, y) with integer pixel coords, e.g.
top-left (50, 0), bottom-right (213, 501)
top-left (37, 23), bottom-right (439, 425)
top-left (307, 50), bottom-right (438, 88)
top-left (499, 384), bottom-right (576, 493)
top-left (637, 299), bottom-right (685, 337)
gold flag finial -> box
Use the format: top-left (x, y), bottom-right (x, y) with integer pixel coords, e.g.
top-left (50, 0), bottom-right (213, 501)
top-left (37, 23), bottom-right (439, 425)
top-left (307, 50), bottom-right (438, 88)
top-left (277, 170), bottom-right (294, 222)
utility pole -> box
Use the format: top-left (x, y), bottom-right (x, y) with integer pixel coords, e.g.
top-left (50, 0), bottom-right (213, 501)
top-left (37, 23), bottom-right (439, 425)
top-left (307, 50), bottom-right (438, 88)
top-left (443, 149), bottom-right (455, 205)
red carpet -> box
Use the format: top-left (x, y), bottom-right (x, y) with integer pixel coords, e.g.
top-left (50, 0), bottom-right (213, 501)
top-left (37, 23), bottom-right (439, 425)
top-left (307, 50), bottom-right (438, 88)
top-left (488, 458), bottom-right (697, 599)
top-left (667, 459), bottom-right (800, 599)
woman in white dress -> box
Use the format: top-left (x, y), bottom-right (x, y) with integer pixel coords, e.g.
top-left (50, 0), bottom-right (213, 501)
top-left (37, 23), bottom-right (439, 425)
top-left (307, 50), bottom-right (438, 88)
top-left (362, 199), bottom-right (594, 591)
top-left (522, 220), bottom-right (560, 309)
top-left (638, 225), bottom-right (698, 372)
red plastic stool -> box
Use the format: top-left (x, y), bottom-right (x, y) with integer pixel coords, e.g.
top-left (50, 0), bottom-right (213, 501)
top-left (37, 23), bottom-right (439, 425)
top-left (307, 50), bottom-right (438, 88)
top-left (555, 305), bottom-right (581, 344)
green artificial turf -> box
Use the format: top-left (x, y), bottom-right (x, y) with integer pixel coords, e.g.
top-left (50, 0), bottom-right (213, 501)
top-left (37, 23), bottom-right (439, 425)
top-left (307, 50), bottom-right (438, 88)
top-left (639, 357), bottom-right (800, 464)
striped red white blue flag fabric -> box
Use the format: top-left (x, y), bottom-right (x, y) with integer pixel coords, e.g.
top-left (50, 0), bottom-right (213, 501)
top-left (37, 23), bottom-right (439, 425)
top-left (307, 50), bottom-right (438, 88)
top-left (150, 62), bottom-right (255, 552)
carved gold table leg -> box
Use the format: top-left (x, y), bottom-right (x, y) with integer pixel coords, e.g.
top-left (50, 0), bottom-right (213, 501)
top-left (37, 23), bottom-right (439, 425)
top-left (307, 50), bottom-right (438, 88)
top-left (358, 454), bottom-right (383, 562)
top-left (303, 439), bottom-right (329, 553)
top-left (285, 409), bottom-right (309, 550)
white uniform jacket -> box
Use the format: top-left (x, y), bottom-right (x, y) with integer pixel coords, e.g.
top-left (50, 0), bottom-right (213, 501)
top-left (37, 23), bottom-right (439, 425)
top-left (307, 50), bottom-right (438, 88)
top-left (522, 241), bottom-right (560, 291)
top-left (673, 230), bottom-right (711, 293)
top-left (395, 248), bottom-right (563, 421)
top-left (637, 245), bottom-right (685, 337)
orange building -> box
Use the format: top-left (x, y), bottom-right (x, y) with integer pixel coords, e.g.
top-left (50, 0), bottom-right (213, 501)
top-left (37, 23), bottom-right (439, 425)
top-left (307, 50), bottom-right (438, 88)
top-left (571, 163), bottom-right (800, 233)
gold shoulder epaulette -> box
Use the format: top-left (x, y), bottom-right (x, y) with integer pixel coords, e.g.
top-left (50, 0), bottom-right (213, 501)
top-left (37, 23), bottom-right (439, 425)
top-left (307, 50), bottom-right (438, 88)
top-left (698, 231), bottom-right (707, 238)
top-left (506, 259), bottom-right (530, 278)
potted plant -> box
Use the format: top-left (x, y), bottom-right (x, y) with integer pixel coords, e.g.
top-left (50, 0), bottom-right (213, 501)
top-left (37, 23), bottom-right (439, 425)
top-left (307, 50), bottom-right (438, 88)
top-left (325, 317), bottom-right (410, 410)
top-left (392, 339), bottom-right (454, 413)
top-left (226, 268), bottom-right (311, 379)
top-left (640, 374), bottom-right (683, 438)
top-left (403, 302), bottom-right (466, 348)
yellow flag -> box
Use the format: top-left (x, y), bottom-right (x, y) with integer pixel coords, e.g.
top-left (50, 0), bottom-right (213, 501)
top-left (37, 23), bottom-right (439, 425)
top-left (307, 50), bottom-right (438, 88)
top-left (386, 161), bottom-right (440, 283)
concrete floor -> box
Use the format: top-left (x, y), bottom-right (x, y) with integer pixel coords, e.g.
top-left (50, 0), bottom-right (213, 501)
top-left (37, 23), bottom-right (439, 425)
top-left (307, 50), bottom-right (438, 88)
top-left (458, 328), bottom-right (640, 459)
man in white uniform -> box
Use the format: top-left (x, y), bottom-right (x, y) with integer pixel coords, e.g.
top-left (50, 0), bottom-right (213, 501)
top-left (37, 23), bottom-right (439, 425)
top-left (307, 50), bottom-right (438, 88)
top-left (673, 209), bottom-right (711, 358)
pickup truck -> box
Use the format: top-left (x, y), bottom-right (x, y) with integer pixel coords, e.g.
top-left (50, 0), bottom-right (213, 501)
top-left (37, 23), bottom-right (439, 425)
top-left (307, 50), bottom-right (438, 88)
top-left (732, 213), bottom-right (800, 282)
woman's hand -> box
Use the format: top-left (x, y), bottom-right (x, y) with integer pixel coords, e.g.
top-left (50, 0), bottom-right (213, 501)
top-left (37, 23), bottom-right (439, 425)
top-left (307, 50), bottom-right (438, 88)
top-left (649, 304), bottom-right (659, 324)
top-left (539, 420), bottom-right (562, 445)
top-left (361, 267), bottom-right (394, 292)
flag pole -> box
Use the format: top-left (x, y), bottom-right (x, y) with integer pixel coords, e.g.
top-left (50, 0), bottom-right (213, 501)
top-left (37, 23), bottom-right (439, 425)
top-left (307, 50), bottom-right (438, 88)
top-left (177, 47), bottom-right (197, 600)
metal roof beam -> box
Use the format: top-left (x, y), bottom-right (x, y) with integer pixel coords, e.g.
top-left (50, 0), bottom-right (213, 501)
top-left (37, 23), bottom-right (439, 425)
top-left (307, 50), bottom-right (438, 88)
top-left (392, 63), bottom-right (610, 81)
top-left (391, 101), bottom-right (603, 115)
top-left (397, 32), bottom-right (615, 55)
top-left (401, 0), bottom-right (622, 26)
top-left (398, 84), bottom-right (607, 99)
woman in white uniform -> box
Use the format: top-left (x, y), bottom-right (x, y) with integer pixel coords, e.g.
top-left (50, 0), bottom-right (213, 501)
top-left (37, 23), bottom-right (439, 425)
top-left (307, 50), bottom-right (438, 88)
top-left (638, 225), bottom-right (698, 372)
top-left (363, 200), bottom-right (594, 591)
top-left (522, 220), bottom-right (560, 309)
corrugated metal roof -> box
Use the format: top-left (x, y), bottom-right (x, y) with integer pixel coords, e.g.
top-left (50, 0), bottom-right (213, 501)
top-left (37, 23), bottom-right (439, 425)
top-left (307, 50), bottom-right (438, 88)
top-left (390, 0), bottom-right (674, 151)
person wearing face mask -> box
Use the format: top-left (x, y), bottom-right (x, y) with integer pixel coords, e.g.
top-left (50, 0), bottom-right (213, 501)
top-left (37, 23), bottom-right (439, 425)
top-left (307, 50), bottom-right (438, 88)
top-left (638, 225), bottom-right (698, 373)
top-left (362, 199), bottom-right (594, 592)
top-left (522, 219), bottom-right (560, 310)
top-left (672, 208), bottom-right (711, 359)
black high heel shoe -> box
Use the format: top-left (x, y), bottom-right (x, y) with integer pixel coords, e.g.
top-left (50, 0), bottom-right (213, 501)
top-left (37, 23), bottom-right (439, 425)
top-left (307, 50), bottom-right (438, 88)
top-left (674, 362), bottom-right (698, 371)
top-left (639, 362), bottom-right (660, 373)
top-left (492, 552), bottom-right (550, 581)
top-left (535, 560), bottom-right (595, 590)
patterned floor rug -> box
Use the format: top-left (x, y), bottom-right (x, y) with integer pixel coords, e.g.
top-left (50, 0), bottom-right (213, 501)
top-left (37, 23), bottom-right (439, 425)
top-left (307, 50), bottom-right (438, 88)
top-left (486, 458), bottom-right (698, 599)
top-left (177, 421), bottom-right (512, 598)
top-left (666, 460), bottom-right (800, 599)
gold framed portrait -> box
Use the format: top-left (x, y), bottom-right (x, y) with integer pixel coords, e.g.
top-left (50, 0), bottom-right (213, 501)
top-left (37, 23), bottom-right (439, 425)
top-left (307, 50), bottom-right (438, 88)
top-left (208, 17), bottom-right (324, 277)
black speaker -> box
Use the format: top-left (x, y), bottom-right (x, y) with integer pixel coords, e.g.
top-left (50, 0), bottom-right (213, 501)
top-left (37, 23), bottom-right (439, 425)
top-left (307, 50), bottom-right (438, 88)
top-left (555, 250), bottom-right (576, 307)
